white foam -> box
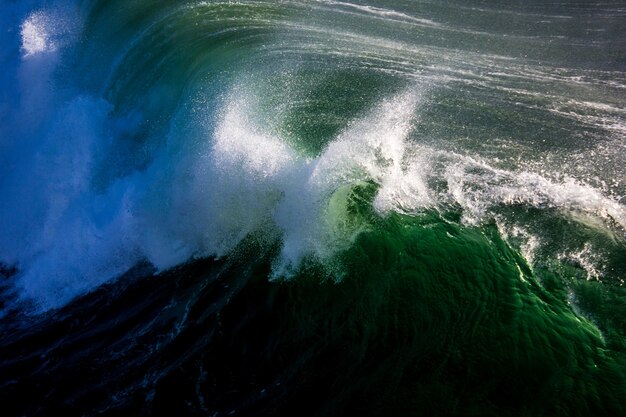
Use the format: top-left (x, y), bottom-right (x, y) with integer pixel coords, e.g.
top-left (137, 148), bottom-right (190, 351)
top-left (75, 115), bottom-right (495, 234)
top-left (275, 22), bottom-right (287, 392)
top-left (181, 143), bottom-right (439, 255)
top-left (20, 6), bottom-right (78, 58)
top-left (2, 96), bottom-right (142, 309)
top-left (185, 88), bottom-right (430, 275)
top-left (559, 243), bottom-right (605, 281)
top-left (21, 12), bottom-right (50, 56)
top-left (273, 90), bottom-right (428, 272)
top-left (496, 222), bottom-right (541, 267)
top-left (441, 155), bottom-right (626, 229)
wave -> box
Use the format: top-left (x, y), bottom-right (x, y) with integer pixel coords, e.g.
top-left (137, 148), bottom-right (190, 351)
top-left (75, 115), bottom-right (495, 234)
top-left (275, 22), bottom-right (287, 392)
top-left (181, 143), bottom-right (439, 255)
top-left (1, 2), bottom-right (626, 416)
top-left (0, 0), bottom-right (624, 316)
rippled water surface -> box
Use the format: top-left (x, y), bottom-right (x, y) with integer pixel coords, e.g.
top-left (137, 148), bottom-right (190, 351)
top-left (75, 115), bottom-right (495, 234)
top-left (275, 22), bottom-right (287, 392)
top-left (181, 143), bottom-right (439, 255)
top-left (1, 1), bottom-right (625, 416)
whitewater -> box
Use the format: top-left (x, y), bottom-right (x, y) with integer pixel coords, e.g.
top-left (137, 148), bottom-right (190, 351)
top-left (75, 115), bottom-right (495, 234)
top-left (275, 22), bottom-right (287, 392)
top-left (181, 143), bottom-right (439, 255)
top-left (0, 1), bottom-right (625, 416)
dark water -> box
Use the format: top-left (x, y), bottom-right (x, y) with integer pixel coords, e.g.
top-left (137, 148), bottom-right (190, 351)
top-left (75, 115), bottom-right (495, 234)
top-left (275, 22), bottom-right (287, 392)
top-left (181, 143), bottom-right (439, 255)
top-left (0, 1), bottom-right (625, 415)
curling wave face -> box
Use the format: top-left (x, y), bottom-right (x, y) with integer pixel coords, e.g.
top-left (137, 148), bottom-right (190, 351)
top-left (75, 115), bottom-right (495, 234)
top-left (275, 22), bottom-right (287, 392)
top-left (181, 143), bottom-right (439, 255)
top-left (0, 0), bottom-right (625, 312)
top-left (1, 1), bottom-right (626, 416)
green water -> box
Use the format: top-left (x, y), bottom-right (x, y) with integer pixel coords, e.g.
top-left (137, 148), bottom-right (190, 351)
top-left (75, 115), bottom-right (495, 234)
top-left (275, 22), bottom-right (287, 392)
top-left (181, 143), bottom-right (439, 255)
top-left (76, 1), bottom-right (626, 412)
top-left (1, 0), bottom-right (625, 415)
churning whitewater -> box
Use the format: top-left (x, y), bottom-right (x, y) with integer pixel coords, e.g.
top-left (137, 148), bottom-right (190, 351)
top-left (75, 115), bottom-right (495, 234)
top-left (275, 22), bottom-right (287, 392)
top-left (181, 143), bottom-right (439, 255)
top-left (0, 1), bottom-right (625, 416)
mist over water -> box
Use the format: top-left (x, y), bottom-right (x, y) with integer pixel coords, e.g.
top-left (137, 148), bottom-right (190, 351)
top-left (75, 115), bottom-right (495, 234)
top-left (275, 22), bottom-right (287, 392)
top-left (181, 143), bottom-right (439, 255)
top-left (0, 1), bottom-right (625, 416)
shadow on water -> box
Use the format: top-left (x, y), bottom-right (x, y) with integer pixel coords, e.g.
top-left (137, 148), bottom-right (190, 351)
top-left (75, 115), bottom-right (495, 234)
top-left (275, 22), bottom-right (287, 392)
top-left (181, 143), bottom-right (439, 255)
top-left (1, 214), bottom-right (625, 417)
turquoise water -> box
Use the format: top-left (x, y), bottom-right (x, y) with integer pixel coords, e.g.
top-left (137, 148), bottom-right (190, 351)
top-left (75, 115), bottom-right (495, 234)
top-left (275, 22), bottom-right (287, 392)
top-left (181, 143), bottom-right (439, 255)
top-left (0, 1), bottom-right (625, 415)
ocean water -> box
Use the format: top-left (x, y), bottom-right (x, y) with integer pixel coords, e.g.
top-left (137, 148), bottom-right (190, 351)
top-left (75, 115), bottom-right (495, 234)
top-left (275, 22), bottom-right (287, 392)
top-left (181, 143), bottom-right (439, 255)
top-left (0, 0), bottom-right (625, 415)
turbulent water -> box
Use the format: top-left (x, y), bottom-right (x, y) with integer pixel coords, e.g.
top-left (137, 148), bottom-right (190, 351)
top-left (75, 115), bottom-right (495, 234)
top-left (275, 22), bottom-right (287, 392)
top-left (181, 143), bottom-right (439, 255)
top-left (1, 0), bottom-right (625, 415)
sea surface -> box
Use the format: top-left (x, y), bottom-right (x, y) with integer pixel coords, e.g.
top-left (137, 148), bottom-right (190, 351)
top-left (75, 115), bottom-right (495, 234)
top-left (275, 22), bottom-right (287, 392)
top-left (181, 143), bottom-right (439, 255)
top-left (0, 0), bottom-right (625, 416)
